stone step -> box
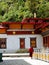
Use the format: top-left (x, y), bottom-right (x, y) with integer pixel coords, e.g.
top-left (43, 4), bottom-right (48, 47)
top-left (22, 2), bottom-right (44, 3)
top-left (2, 53), bottom-right (29, 57)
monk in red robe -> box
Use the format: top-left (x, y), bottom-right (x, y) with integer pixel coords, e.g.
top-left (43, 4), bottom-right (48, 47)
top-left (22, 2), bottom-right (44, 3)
top-left (29, 46), bottom-right (34, 59)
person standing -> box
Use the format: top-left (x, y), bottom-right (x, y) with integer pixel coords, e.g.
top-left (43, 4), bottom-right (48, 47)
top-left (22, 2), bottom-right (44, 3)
top-left (29, 46), bottom-right (34, 59)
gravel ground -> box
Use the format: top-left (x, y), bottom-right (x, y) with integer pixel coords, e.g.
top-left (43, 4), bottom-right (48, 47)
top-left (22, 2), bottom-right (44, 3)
top-left (0, 59), bottom-right (31, 65)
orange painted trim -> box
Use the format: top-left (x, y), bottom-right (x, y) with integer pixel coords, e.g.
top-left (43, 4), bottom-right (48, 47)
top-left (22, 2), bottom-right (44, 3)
top-left (7, 31), bottom-right (34, 35)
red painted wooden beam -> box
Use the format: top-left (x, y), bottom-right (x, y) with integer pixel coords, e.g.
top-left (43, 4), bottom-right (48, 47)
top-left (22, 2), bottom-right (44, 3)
top-left (42, 22), bottom-right (49, 28)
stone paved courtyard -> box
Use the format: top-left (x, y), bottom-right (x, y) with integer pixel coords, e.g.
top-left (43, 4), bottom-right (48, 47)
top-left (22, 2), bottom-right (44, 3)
top-left (0, 57), bottom-right (49, 65)
top-left (0, 59), bottom-right (31, 65)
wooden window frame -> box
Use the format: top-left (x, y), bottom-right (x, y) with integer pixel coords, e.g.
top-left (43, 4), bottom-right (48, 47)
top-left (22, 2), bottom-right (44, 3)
top-left (30, 38), bottom-right (36, 48)
top-left (0, 38), bottom-right (6, 49)
top-left (20, 38), bottom-right (25, 49)
top-left (43, 37), bottom-right (48, 48)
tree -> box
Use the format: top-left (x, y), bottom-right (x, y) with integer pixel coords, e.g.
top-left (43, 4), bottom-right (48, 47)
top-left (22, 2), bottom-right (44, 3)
top-left (0, 0), bottom-right (49, 22)
top-left (37, 1), bottom-right (49, 18)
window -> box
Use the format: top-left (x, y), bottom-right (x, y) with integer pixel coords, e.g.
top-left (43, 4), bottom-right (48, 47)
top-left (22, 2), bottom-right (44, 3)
top-left (20, 38), bottom-right (25, 49)
top-left (43, 37), bottom-right (48, 47)
top-left (0, 38), bottom-right (6, 49)
top-left (30, 38), bottom-right (36, 48)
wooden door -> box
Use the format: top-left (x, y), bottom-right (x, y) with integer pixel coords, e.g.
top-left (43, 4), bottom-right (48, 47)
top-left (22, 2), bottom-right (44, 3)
top-left (20, 38), bottom-right (25, 49)
top-left (30, 38), bottom-right (36, 48)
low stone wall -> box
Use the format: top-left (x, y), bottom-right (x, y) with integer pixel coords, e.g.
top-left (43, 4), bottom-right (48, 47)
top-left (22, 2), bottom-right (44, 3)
top-left (33, 48), bottom-right (49, 62)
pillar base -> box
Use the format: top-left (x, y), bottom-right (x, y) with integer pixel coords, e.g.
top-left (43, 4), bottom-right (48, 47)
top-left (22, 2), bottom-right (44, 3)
top-left (0, 53), bottom-right (3, 62)
top-left (0, 60), bottom-right (3, 62)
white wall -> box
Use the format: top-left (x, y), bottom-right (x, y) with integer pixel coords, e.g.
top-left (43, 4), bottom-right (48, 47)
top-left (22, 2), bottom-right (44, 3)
top-left (0, 34), bottom-right (43, 53)
top-left (36, 35), bottom-right (43, 48)
top-left (7, 34), bottom-right (43, 49)
top-left (7, 36), bottom-right (20, 50)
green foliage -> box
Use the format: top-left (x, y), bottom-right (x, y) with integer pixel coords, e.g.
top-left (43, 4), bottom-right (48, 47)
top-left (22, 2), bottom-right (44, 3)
top-left (16, 49), bottom-right (29, 53)
top-left (23, 11), bottom-right (33, 18)
top-left (37, 1), bottom-right (49, 18)
top-left (0, 0), bottom-right (49, 22)
top-left (0, 15), bottom-right (3, 22)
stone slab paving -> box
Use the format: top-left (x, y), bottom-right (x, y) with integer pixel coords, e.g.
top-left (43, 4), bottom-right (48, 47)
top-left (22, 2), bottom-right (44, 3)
top-left (0, 59), bottom-right (31, 65)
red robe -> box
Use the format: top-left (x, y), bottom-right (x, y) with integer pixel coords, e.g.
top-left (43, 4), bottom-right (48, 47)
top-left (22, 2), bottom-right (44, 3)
top-left (29, 47), bottom-right (34, 57)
